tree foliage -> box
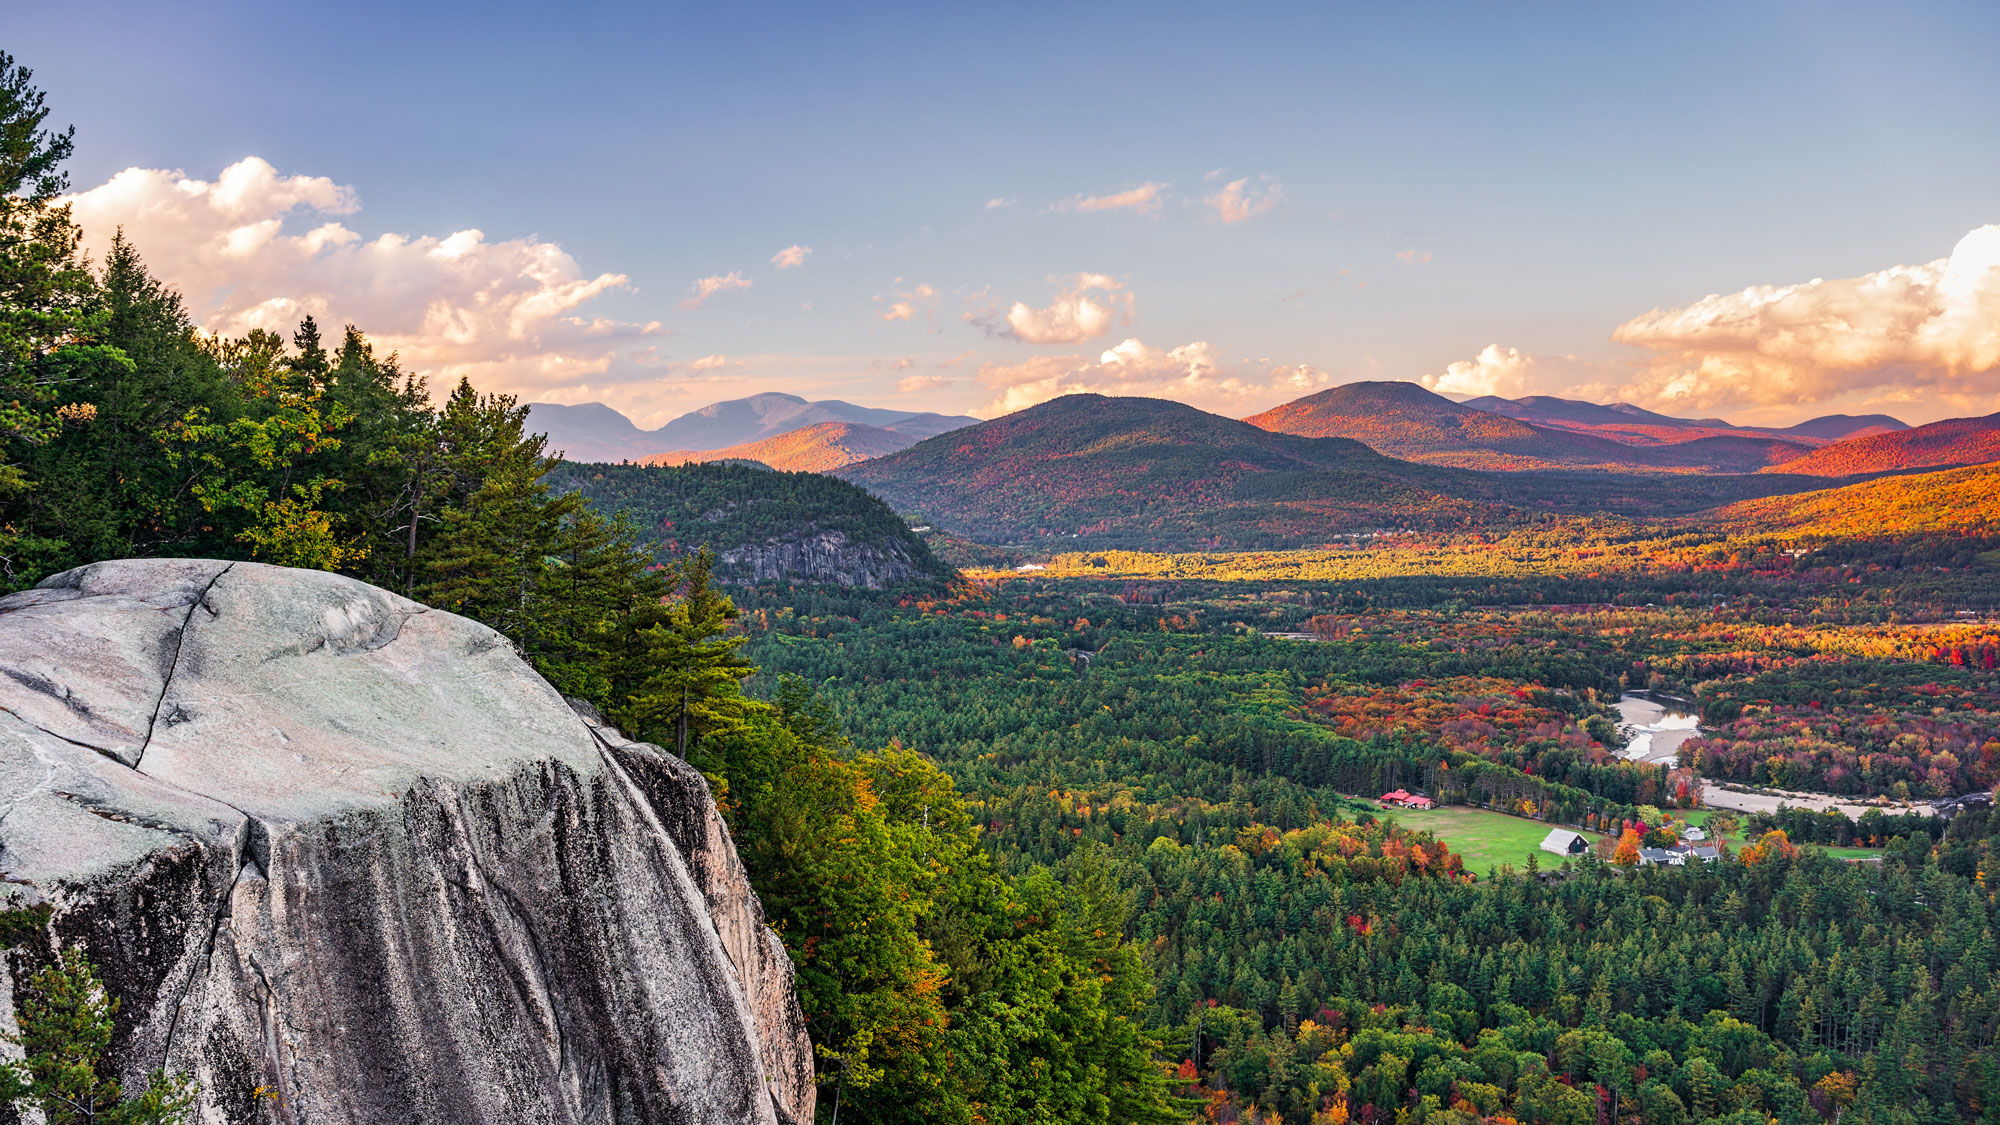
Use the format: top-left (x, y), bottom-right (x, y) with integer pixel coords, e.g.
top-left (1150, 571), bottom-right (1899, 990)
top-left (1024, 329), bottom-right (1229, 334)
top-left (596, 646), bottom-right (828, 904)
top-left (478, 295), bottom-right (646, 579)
top-left (0, 947), bottom-right (195, 1124)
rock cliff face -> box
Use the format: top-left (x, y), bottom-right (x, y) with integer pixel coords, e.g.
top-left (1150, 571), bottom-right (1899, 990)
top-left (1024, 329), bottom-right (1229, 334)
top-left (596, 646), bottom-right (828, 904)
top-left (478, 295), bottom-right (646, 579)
top-left (718, 529), bottom-right (931, 589)
top-left (0, 559), bottom-right (814, 1125)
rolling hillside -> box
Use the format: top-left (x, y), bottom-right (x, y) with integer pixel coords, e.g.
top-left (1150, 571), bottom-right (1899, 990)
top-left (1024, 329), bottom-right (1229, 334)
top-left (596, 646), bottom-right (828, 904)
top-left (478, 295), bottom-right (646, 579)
top-left (1247, 381), bottom-right (1808, 471)
top-left (1710, 462), bottom-right (2000, 537)
top-left (836, 393), bottom-right (1503, 545)
top-left (638, 421), bottom-right (919, 472)
top-left (835, 393), bottom-right (1823, 547)
top-left (1245, 382), bottom-right (1635, 469)
top-left (1762, 411), bottom-right (2000, 476)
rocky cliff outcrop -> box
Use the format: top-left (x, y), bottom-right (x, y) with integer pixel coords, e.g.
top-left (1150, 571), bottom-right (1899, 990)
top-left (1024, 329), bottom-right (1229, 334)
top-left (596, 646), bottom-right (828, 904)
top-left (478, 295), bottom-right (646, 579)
top-left (718, 529), bottom-right (931, 589)
top-left (0, 559), bottom-right (813, 1125)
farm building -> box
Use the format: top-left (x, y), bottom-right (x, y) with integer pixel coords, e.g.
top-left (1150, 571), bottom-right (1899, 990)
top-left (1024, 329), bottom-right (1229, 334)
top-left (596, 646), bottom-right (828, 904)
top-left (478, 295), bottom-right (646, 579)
top-left (1378, 789), bottom-right (1436, 810)
top-left (1540, 828), bottom-right (1587, 856)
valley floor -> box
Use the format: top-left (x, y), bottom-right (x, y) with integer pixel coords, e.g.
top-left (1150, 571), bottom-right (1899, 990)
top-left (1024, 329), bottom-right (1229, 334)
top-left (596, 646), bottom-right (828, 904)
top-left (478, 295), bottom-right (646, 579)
top-left (736, 529), bottom-right (2000, 1122)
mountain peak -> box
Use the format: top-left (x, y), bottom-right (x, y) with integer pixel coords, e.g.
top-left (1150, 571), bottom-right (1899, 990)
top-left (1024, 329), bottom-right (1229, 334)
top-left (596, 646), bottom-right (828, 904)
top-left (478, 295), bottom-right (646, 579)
top-left (526, 396), bottom-right (976, 463)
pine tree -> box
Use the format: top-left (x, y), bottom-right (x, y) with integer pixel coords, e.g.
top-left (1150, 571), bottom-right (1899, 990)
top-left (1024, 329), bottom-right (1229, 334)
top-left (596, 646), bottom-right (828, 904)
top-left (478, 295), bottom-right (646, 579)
top-left (0, 52), bottom-right (103, 448)
top-left (421, 443), bottom-right (568, 640)
top-left (283, 315), bottom-right (329, 390)
top-left (0, 946), bottom-right (197, 1123)
top-left (621, 550), bottom-right (758, 756)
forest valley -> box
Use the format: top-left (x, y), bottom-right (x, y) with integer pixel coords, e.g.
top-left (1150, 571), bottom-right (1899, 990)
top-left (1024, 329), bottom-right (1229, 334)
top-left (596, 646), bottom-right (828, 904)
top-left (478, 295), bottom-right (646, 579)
top-left (5, 52), bottom-right (2000, 1125)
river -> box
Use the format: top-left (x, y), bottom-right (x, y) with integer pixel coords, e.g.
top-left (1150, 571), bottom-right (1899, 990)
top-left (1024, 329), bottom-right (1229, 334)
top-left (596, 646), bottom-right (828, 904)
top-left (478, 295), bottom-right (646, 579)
top-left (1615, 692), bottom-right (1702, 765)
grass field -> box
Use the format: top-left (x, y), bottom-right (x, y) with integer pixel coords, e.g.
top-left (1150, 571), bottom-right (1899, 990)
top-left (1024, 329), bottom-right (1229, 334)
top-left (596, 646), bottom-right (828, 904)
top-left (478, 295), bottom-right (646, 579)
top-left (1331, 797), bottom-right (1882, 871)
top-left (1332, 796), bottom-right (1601, 875)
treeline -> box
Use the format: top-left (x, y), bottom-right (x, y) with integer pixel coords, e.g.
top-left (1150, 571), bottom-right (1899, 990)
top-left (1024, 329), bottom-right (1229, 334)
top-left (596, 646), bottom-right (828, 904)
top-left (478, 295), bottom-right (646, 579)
top-left (1744, 803), bottom-right (2000, 855)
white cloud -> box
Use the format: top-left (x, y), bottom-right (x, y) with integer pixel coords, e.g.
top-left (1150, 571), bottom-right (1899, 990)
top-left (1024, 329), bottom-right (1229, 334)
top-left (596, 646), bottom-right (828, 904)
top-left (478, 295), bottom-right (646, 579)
top-left (970, 274), bottom-right (1135, 345)
top-left (896, 373), bottom-right (951, 394)
top-left (682, 271), bottom-right (751, 309)
top-left (1421, 344), bottom-right (1535, 398)
top-left (1609, 224), bottom-right (2000, 413)
top-left (770, 244), bottom-right (812, 270)
top-left (877, 282), bottom-right (938, 324)
top-left (1206, 177), bottom-right (1282, 224)
top-left (974, 337), bottom-right (1334, 417)
top-left (1051, 182), bottom-right (1166, 217)
top-left (64, 156), bottom-right (662, 397)
top-left (680, 354), bottom-right (735, 372)
top-left (1396, 249), bottom-right (1432, 264)
top-left (986, 197), bottom-right (1017, 209)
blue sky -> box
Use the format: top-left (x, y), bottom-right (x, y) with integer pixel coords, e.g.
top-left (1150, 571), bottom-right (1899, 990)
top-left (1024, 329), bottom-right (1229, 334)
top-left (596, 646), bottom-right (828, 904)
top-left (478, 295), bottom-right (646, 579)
top-left (16, 1), bottom-right (2000, 425)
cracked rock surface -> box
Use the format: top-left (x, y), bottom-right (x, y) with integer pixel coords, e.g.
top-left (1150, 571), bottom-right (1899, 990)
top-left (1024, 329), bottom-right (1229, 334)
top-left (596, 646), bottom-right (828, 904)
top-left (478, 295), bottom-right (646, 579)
top-left (0, 559), bottom-right (814, 1125)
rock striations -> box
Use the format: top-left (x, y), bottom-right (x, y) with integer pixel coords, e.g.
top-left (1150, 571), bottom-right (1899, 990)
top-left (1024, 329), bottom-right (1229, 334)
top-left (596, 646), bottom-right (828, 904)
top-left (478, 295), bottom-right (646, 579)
top-left (0, 559), bottom-right (813, 1125)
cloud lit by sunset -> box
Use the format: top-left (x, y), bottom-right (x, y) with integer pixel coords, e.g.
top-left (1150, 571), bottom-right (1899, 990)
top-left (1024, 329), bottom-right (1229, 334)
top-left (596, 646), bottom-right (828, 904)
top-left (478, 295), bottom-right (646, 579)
top-left (26, 4), bottom-right (2000, 427)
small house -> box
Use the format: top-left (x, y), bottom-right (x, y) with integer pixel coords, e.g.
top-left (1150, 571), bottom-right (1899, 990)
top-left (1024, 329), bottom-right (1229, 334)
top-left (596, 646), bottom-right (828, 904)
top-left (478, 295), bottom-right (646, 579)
top-left (1378, 789), bottom-right (1435, 810)
top-left (1639, 848), bottom-right (1684, 867)
top-left (1540, 829), bottom-right (1587, 856)
top-left (1682, 826), bottom-right (1707, 842)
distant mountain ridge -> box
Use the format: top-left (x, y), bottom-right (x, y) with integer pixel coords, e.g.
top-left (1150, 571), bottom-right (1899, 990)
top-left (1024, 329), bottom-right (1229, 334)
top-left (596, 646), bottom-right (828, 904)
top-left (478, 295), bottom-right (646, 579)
top-left (1462, 394), bottom-right (1733, 432)
top-left (1245, 381), bottom-right (1811, 471)
top-left (526, 394), bottom-right (976, 463)
top-left (837, 393), bottom-right (1496, 546)
top-left (834, 393), bottom-right (1815, 548)
top-left (1753, 413), bottom-right (1910, 442)
top-left (640, 421), bottom-right (921, 472)
top-left (1462, 393), bottom-right (1905, 446)
top-left (1762, 411), bottom-right (2000, 477)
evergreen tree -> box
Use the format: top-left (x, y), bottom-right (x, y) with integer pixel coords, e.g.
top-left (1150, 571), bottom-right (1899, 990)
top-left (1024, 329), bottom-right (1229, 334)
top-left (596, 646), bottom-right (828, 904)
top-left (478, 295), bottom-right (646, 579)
top-left (0, 946), bottom-right (196, 1124)
top-left (0, 51), bottom-right (101, 447)
top-left (622, 550), bottom-right (758, 755)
